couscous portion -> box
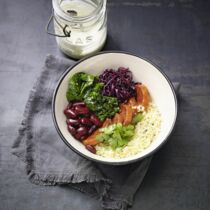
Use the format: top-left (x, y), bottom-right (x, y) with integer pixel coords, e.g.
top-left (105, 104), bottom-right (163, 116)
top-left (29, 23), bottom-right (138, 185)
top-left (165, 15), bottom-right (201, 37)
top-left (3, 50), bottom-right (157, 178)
top-left (95, 103), bottom-right (161, 159)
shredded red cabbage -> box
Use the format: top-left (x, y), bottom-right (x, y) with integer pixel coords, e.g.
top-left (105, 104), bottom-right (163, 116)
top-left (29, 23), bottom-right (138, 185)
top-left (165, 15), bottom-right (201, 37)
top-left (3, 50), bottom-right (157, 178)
top-left (99, 67), bottom-right (136, 103)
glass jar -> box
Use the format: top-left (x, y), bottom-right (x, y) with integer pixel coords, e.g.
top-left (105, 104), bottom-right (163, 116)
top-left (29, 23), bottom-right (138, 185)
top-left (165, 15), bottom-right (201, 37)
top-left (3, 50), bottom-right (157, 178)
top-left (48, 0), bottom-right (107, 59)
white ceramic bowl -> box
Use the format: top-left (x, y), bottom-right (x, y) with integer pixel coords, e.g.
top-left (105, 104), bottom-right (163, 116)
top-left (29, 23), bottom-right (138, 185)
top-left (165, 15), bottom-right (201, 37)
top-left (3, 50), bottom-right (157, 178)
top-left (52, 51), bottom-right (177, 165)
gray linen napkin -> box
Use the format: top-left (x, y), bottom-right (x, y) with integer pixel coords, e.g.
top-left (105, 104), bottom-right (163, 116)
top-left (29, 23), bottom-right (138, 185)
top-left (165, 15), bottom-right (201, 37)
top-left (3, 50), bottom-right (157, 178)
top-left (12, 55), bottom-right (179, 210)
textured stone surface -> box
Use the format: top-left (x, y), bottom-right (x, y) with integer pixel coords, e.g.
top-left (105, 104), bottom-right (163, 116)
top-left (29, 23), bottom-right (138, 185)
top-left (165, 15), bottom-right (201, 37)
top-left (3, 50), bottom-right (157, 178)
top-left (0, 0), bottom-right (210, 209)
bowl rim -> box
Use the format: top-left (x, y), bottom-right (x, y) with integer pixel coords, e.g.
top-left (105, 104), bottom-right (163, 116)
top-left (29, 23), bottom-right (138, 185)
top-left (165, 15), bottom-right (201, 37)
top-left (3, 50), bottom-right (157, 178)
top-left (52, 50), bottom-right (178, 165)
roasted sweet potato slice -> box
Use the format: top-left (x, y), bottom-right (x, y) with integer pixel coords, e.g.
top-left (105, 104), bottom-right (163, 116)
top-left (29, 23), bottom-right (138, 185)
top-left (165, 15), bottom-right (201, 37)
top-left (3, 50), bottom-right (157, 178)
top-left (82, 118), bottom-right (112, 146)
top-left (83, 130), bottom-right (99, 146)
top-left (127, 97), bottom-right (138, 116)
top-left (102, 118), bottom-right (112, 127)
top-left (119, 104), bottom-right (126, 124)
top-left (112, 113), bottom-right (123, 124)
top-left (135, 83), bottom-right (143, 103)
top-left (112, 113), bottom-right (119, 124)
top-left (123, 105), bottom-right (133, 125)
top-left (135, 84), bottom-right (150, 109)
top-left (127, 97), bottom-right (137, 106)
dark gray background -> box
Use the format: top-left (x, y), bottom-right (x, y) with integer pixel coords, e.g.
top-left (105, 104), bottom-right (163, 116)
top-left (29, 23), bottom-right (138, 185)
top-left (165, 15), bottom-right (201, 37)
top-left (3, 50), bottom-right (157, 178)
top-left (0, 0), bottom-right (210, 209)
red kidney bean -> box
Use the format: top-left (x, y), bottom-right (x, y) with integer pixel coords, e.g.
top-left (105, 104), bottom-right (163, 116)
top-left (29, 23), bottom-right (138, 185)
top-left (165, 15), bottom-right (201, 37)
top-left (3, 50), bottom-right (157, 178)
top-left (66, 119), bottom-right (80, 127)
top-left (77, 126), bottom-right (88, 136)
top-left (83, 113), bottom-right (91, 118)
top-left (64, 109), bottom-right (77, 118)
top-left (90, 115), bottom-right (102, 127)
top-left (75, 134), bottom-right (87, 141)
top-left (63, 107), bottom-right (68, 115)
top-left (85, 145), bottom-right (96, 154)
top-left (75, 106), bottom-right (89, 115)
top-left (72, 101), bottom-right (86, 107)
top-left (80, 135), bottom-right (87, 141)
top-left (68, 125), bottom-right (76, 135)
top-left (80, 118), bottom-right (92, 126)
top-left (74, 127), bottom-right (88, 140)
top-left (74, 133), bottom-right (82, 140)
top-left (88, 124), bottom-right (97, 135)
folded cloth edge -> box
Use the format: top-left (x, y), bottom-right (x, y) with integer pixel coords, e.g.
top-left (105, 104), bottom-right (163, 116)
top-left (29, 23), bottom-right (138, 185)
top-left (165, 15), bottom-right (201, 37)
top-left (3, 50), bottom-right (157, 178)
top-left (12, 54), bottom-right (112, 187)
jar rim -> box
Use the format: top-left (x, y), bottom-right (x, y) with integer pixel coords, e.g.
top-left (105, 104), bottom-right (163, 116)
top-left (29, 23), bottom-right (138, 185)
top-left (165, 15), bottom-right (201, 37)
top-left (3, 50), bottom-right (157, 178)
top-left (52, 0), bottom-right (106, 22)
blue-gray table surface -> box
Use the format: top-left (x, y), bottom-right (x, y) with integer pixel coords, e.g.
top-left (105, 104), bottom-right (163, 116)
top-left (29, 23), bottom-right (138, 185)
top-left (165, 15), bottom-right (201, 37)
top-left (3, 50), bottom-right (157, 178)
top-left (0, 0), bottom-right (210, 209)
